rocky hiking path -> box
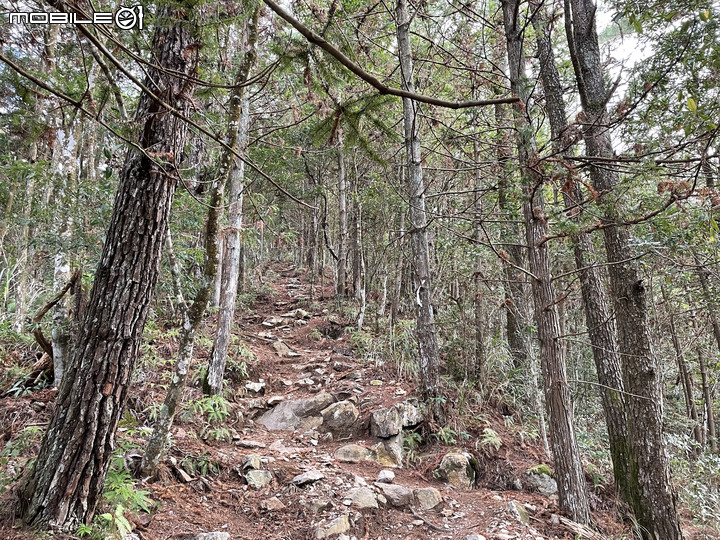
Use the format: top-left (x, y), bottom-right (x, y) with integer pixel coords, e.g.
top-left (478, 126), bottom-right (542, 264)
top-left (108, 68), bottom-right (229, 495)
top-left (0, 264), bottom-right (624, 540)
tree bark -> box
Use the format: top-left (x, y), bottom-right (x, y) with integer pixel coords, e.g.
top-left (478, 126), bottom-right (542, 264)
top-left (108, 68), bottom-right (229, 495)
top-left (396, 0), bottom-right (441, 415)
top-left (18, 5), bottom-right (198, 529)
top-left (337, 134), bottom-right (348, 298)
top-left (502, 0), bottom-right (590, 523)
top-left (531, 1), bottom-right (635, 507)
top-left (206, 7), bottom-right (259, 396)
top-left (565, 1), bottom-right (683, 537)
top-left (698, 347), bottom-right (718, 452)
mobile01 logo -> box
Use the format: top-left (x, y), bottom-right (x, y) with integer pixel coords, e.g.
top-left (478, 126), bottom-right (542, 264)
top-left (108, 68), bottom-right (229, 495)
top-left (7, 6), bottom-right (144, 30)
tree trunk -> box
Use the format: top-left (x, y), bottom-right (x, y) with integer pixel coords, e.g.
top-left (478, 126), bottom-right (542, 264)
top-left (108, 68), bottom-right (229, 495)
top-left (502, 0), bottom-right (590, 523)
top-left (206, 7), bottom-right (259, 396)
top-left (698, 346), bottom-right (718, 452)
top-left (337, 134), bottom-right (348, 298)
top-left (473, 136), bottom-right (486, 381)
top-left (661, 286), bottom-right (702, 445)
top-left (396, 0), bottom-right (441, 415)
top-left (18, 5), bottom-right (198, 529)
top-left (491, 34), bottom-right (528, 369)
top-left (531, 1), bottom-right (636, 507)
top-left (566, 1), bottom-right (683, 537)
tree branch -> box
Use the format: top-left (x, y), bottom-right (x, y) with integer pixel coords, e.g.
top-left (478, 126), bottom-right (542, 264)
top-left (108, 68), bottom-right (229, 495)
top-left (262, 0), bottom-right (518, 109)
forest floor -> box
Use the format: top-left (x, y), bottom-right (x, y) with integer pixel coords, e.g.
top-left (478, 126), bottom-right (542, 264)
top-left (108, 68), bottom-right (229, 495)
top-left (0, 263), bottom-right (704, 539)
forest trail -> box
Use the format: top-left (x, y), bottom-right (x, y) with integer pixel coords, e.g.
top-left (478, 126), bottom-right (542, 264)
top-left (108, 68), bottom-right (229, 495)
top-left (2, 264), bottom-right (626, 540)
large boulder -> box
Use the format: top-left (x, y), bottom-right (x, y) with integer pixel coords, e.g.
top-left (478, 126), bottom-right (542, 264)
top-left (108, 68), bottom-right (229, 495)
top-left (524, 470), bottom-right (557, 496)
top-left (335, 444), bottom-right (375, 463)
top-left (374, 482), bottom-right (414, 507)
top-left (437, 453), bottom-right (475, 488)
top-left (370, 407), bottom-right (402, 438)
top-left (396, 399), bottom-right (424, 427)
top-left (414, 487), bottom-right (443, 510)
top-left (320, 400), bottom-right (359, 437)
top-left (257, 393), bottom-right (335, 431)
top-left (314, 513), bottom-right (352, 539)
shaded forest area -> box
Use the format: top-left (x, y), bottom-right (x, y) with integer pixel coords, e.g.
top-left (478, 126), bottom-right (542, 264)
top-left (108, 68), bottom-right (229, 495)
top-left (0, 0), bottom-right (719, 538)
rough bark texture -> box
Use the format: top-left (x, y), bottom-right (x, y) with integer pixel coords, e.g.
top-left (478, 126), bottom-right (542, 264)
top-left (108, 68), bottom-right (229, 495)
top-left (698, 347), bottom-right (718, 452)
top-left (566, 0), bottom-right (683, 537)
top-left (206, 7), bottom-right (259, 396)
top-left (396, 0), bottom-right (441, 412)
top-left (531, 2), bottom-right (635, 507)
top-left (502, 0), bottom-right (590, 523)
top-left (18, 5), bottom-right (198, 529)
top-left (337, 135), bottom-right (348, 297)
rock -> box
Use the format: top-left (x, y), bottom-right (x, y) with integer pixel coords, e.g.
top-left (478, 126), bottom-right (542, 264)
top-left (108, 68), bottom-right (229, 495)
top-left (261, 496), bottom-right (286, 511)
top-left (374, 482), bottom-right (414, 507)
top-left (236, 439), bottom-right (266, 449)
top-left (175, 467), bottom-right (193, 483)
top-left (525, 471), bottom-right (558, 496)
top-left (508, 500), bottom-right (529, 525)
top-left (414, 487), bottom-right (443, 510)
top-left (376, 470), bottom-right (395, 484)
top-left (370, 407), bottom-right (402, 438)
top-left (245, 381), bottom-right (265, 396)
top-left (335, 444), bottom-right (375, 463)
top-left (437, 453), bottom-right (475, 488)
top-left (186, 533), bottom-right (231, 540)
top-left (396, 399), bottom-right (424, 427)
top-left (272, 340), bottom-right (300, 357)
top-left (320, 401), bottom-right (359, 436)
top-left (371, 441), bottom-right (400, 467)
top-left (242, 454), bottom-right (262, 470)
top-left (291, 469), bottom-right (325, 486)
top-left (314, 513), bottom-right (351, 539)
top-left (267, 396), bottom-right (284, 406)
top-left (369, 380), bottom-right (383, 386)
top-left (465, 535), bottom-right (487, 540)
top-left (257, 393), bottom-right (335, 431)
top-left (381, 433), bottom-right (403, 465)
top-left (245, 470), bottom-right (273, 489)
top-left (307, 499), bottom-right (332, 514)
top-left (346, 487), bottom-right (378, 509)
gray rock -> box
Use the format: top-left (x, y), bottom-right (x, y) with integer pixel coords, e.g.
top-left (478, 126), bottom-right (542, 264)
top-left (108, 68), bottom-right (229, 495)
top-left (334, 444), bottom-right (375, 463)
top-left (371, 441), bottom-right (400, 467)
top-left (437, 453), bottom-right (475, 488)
top-left (291, 469), bottom-right (325, 486)
top-left (369, 407), bottom-right (402, 438)
top-left (272, 340), bottom-right (300, 357)
top-left (376, 470), bottom-right (395, 484)
top-left (374, 482), bottom-right (414, 507)
top-left (242, 454), bottom-right (262, 470)
top-left (525, 471), bottom-right (557, 496)
top-left (320, 400), bottom-right (359, 436)
top-left (381, 433), bottom-right (403, 465)
top-left (346, 487), bottom-right (378, 509)
top-left (396, 399), bottom-right (424, 427)
top-left (465, 535), bottom-right (487, 540)
top-left (245, 470), bottom-right (273, 489)
top-left (414, 487), bottom-right (443, 510)
top-left (307, 499), bottom-right (332, 514)
top-left (508, 500), bottom-right (529, 525)
top-left (186, 534), bottom-right (230, 540)
top-left (267, 396), bottom-right (284, 406)
top-left (245, 381), bottom-right (265, 396)
top-left (315, 513), bottom-right (351, 539)
top-left (257, 393), bottom-right (335, 431)
top-left (235, 439), bottom-right (266, 449)
top-left (261, 496), bottom-right (286, 511)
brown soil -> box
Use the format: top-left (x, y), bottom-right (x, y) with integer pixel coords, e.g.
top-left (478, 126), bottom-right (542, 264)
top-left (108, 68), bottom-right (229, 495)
top-left (0, 264), bottom-right (707, 539)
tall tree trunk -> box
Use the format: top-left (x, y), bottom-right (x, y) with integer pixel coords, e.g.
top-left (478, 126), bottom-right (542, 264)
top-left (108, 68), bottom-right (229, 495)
top-left (337, 134), bottom-right (348, 298)
top-left (661, 286), bottom-right (702, 445)
top-left (502, 0), bottom-right (590, 523)
top-left (531, 1), bottom-right (636, 508)
top-left (206, 7), bottom-right (259, 396)
top-left (18, 5), bottom-right (198, 529)
top-left (697, 346), bottom-right (718, 452)
top-left (396, 0), bottom-right (441, 415)
top-left (473, 137), bottom-right (486, 381)
top-left (565, 1), bottom-right (683, 536)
